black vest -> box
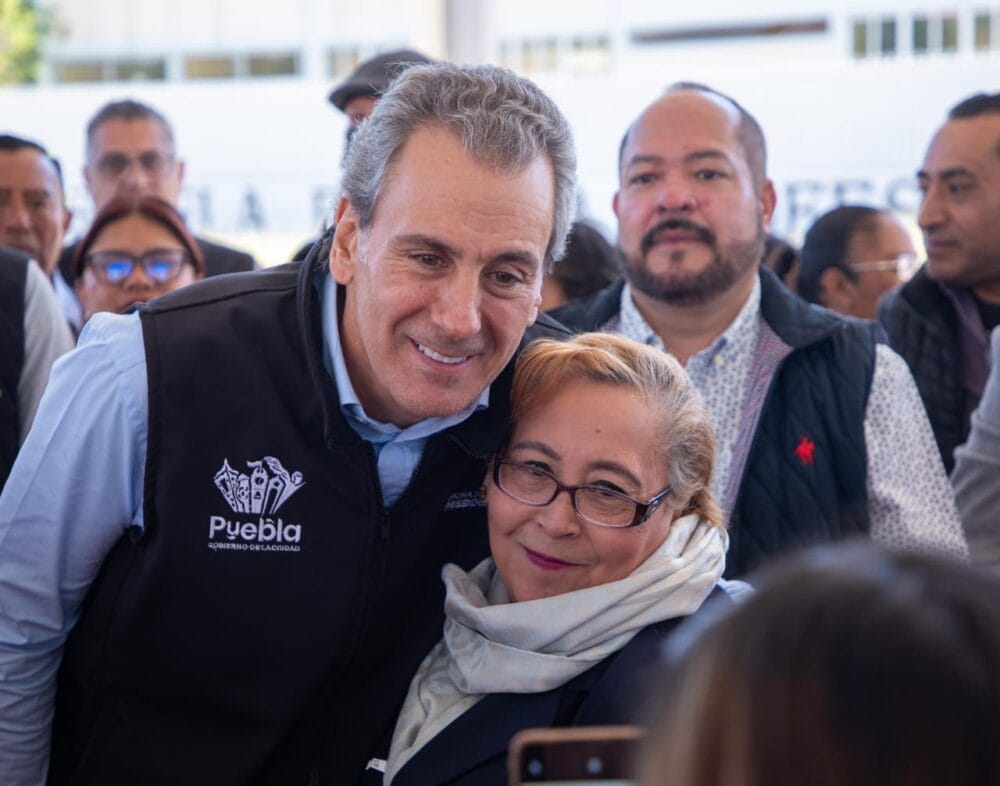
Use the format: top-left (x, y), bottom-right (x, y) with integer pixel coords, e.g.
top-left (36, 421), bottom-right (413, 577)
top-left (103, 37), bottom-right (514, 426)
top-left (50, 257), bottom-right (569, 786)
top-left (878, 267), bottom-right (966, 473)
top-left (0, 248), bottom-right (28, 490)
top-left (552, 269), bottom-right (876, 578)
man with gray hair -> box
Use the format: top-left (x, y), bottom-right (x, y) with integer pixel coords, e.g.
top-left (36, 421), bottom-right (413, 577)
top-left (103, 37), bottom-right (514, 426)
top-left (0, 63), bottom-right (575, 785)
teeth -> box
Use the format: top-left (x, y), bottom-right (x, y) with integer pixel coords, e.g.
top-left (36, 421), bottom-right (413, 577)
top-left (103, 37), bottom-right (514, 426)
top-left (417, 343), bottom-right (469, 365)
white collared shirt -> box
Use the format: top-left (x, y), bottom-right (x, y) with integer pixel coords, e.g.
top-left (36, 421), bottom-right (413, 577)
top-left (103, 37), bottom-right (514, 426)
top-left (608, 280), bottom-right (968, 559)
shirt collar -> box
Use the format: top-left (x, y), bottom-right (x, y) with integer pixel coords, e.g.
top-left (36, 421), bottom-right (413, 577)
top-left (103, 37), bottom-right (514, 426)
top-left (320, 274), bottom-right (489, 442)
top-left (618, 275), bottom-right (762, 362)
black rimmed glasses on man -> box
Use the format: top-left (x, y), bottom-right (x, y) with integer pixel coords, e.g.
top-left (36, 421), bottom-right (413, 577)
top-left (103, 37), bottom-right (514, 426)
top-left (492, 458), bottom-right (672, 528)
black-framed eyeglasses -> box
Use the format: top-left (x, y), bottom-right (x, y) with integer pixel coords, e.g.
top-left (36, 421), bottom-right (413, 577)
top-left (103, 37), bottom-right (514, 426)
top-left (492, 458), bottom-right (672, 528)
top-left (94, 151), bottom-right (174, 179)
top-left (85, 249), bottom-right (191, 285)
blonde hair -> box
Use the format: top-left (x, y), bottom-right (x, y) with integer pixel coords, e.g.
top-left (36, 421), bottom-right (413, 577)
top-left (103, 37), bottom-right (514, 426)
top-left (510, 333), bottom-right (722, 528)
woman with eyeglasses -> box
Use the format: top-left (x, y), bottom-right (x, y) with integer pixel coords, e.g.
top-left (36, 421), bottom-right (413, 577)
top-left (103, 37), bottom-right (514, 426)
top-left (72, 195), bottom-right (204, 325)
top-left (365, 333), bottom-right (733, 786)
top-left (797, 205), bottom-right (917, 321)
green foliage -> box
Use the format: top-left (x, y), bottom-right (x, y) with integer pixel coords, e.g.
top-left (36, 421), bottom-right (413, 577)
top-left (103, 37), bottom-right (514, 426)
top-left (0, 0), bottom-right (48, 85)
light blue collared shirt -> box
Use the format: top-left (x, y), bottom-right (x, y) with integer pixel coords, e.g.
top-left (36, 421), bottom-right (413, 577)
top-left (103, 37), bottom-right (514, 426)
top-left (0, 271), bottom-right (488, 783)
top-left (321, 276), bottom-right (487, 506)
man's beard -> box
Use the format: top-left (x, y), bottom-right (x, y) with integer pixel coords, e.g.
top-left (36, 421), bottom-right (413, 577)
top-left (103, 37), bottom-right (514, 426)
top-left (621, 217), bottom-right (765, 306)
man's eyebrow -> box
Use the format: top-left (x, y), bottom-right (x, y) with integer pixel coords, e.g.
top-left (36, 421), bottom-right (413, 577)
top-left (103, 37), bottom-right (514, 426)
top-left (623, 154), bottom-right (664, 170)
top-left (491, 248), bottom-right (542, 267)
top-left (393, 233), bottom-right (541, 267)
top-left (917, 166), bottom-right (975, 180)
top-left (684, 149), bottom-right (730, 165)
top-left (392, 233), bottom-right (461, 259)
top-left (624, 149), bottom-right (731, 169)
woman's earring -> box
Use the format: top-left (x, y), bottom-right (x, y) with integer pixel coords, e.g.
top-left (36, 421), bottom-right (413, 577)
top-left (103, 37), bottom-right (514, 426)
top-left (478, 484), bottom-right (487, 503)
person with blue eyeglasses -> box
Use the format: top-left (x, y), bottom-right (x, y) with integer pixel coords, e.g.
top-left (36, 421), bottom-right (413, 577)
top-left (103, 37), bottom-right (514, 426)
top-left (72, 195), bottom-right (204, 326)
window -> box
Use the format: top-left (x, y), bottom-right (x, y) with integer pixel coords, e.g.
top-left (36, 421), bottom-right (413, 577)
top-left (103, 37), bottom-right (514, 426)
top-left (53, 58), bottom-right (166, 83)
top-left (523, 38), bottom-right (558, 73)
top-left (114, 59), bottom-right (166, 81)
top-left (328, 48), bottom-right (360, 77)
top-left (53, 61), bottom-right (105, 83)
top-left (185, 56), bottom-right (235, 80)
top-left (853, 16), bottom-right (897, 58)
top-left (567, 35), bottom-right (611, 73)
top-left (913, 16), bottom-right (929, 53)
top-left (880, 17), bottom-right (897, 54)
top-left (852, 19), bottom-right (868, 57)
top-left (942, 13), bottom-right (959, 51)
top-left (974, 12), bottom-right (992, 49)
top-left (248, 53), bottom-right (298, 77)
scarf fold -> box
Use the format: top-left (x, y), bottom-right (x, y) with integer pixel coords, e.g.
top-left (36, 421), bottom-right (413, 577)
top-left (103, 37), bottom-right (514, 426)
top-left (384, 514), bottom-right (727, 784)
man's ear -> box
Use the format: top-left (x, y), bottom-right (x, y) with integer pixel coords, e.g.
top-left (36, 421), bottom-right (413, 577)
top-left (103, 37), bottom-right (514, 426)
top-left (61, 207), bottom-right (73, 234)
top-left (330, 196), bottom-right (360, 284)
top-left (527, 286), bottom-right (541, 326)
top-left (819, 267), bottom-right (856, 313)
top-left (612, 190), bottom-right (621, 220)
top-left (175, 159), bottom-right (187, 189)
top-left (759, 178), bottom-right (777, 230)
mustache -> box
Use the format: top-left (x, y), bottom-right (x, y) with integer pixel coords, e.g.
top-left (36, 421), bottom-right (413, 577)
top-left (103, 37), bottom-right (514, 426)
top-left (640, 218), bottom-right (715, 255)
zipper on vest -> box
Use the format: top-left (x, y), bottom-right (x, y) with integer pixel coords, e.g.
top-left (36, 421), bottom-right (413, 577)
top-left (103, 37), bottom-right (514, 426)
top-left (375, 507), bottom-right (391, 587)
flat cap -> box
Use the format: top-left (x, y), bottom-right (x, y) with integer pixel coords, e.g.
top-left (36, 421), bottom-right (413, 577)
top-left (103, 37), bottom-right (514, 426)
top-left (327, 49), bottom-right (433, 111)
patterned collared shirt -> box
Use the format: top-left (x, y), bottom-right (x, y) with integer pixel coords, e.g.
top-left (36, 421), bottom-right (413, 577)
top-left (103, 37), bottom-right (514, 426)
top-left (605, 281), bottom-right (968, 559)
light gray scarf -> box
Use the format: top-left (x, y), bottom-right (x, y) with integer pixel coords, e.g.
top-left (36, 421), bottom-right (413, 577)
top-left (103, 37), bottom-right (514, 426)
top-left (384, 514), bottom-right (727, 784)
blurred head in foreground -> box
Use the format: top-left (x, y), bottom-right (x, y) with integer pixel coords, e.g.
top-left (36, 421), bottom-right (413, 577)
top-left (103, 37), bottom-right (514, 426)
top-left (639, 543), bottom-right (1000, 786)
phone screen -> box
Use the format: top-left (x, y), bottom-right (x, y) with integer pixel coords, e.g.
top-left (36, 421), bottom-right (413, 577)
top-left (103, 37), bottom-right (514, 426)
top-left (509, 727), bottom-right (642, 786)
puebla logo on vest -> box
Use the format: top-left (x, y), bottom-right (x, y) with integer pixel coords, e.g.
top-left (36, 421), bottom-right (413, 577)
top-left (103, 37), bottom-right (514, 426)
top-left (208, 457), bottom-right (305, 553)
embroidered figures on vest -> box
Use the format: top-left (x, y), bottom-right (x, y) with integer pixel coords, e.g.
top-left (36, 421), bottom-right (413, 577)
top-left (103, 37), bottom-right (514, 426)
top-left (209, 456), bottom-right (305, 552)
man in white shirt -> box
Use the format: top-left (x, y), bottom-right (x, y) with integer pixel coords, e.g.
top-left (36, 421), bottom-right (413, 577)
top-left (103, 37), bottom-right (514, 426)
top-left (553, 82), bottom-right (967, 576)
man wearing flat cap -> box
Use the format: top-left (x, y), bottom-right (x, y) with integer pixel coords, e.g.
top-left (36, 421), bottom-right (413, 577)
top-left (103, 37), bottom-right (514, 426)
top-left (291, 49), bottom-right (435, 263)
top-left (329, 49), bottom-right (433, 153)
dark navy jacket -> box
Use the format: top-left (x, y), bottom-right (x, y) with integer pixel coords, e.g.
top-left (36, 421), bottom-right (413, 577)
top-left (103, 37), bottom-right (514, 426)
top-left (364, 587), bottom-right (731, 786)
top-left (553, 269), bottom-right (877, 577)
top-left (878, 266), bottom-right (967, 473)
top-left (49, 252), bottom-right (569, 786)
